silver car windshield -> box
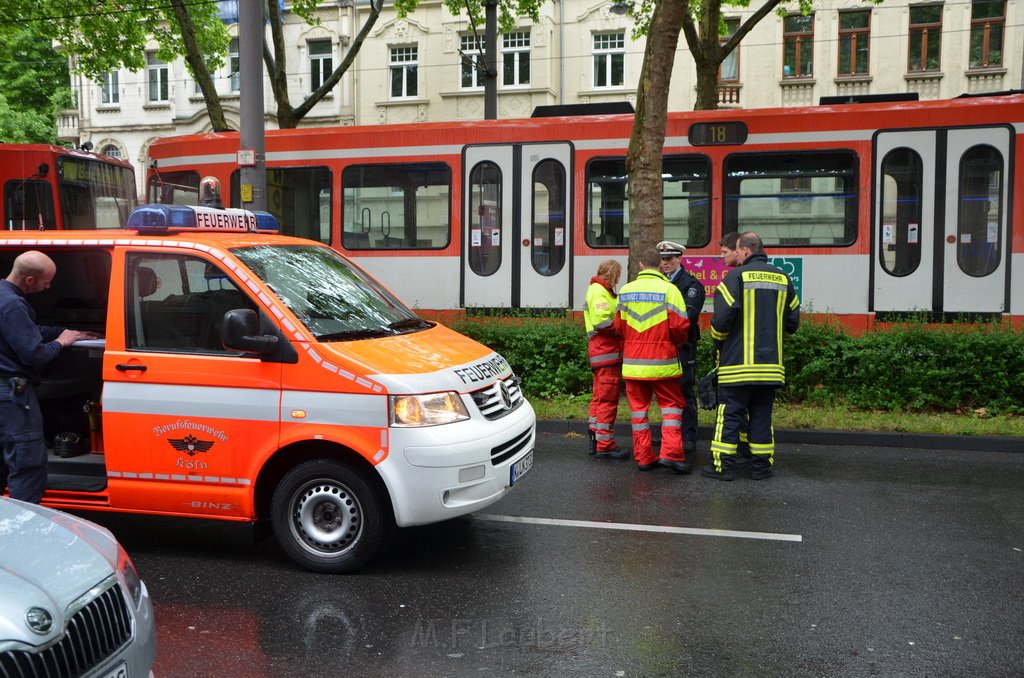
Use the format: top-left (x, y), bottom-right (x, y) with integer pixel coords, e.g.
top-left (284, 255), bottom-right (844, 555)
top-left (232, 244), bottom-right (431, 341)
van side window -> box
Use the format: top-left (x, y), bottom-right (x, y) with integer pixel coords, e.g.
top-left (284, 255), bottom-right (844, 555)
top-left (126, 253), bottom-right (256, 353)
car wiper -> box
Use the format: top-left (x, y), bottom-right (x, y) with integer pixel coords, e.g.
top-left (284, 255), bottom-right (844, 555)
top-left (316, 329), bottom-right (393, 341)
top-left (388, 318), bottom-right (432, 333)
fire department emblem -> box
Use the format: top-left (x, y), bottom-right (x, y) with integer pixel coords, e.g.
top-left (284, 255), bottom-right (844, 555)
top-left (168, 434), bottom-right (215, 456)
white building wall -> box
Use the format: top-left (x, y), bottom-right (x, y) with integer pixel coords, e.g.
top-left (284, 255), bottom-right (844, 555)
top-left (61, 0), bottom-right (1023, 195)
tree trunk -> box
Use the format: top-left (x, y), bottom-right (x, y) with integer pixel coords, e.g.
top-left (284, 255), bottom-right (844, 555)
top-left (625, 0), bottom-right (688, 280)
top-left (168, 0), bottom-right (229, 130)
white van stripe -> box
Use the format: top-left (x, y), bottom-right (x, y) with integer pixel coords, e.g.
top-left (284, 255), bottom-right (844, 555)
top-left (281, 391), bottom-right (387, 428)
top-left (104, 382), bottom-right (279, 420)
top-left (105, 383), bottom-right (387, 428)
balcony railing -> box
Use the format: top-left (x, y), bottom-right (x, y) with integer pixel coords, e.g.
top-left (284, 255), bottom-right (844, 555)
top-left (56, 109), bottom-right (79, 143)
top-left (718, 84), bottom-right (741, 106)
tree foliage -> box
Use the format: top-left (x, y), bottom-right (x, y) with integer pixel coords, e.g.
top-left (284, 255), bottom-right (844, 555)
top-left (0, 22), bottom-right (73, 143)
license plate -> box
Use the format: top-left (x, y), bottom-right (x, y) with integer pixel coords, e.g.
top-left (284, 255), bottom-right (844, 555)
top-left (100, 662), bottom-right (128, 678)
top-left (510, 450), bottom-right (533, 486)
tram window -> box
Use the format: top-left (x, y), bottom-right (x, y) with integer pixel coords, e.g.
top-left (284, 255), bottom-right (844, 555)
top-left (585, 155), bottom-right (710, 248)
top-left (532, 159), bottom-right (566, 276)
top-left (467, 161), bottom-right (502, 276)
top-left (879, 149), bottom-right (923, 277)
top-left (341, 163), bottom-right (451, 251)
top-left (5, 180), bottom-right (56, 230)
top-left (723, 151), bottom-right (857, 246)
top-left (148, 170), bottom-right (200, 206)
top-left (231, 167), bottom-right (332, 244)
top-left (57, 157), bottom-right (137, 229)
top-left (957, 146), bottom-right (1003, 277)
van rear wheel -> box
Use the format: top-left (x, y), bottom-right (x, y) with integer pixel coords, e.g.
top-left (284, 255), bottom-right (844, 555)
top-left (271, 459), bottom-right (386, 573)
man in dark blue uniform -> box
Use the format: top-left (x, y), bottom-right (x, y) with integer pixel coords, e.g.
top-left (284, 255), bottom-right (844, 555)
top-left (703, 232), bottom-right (800, 481)
top-left (0, 251), bottom-right (95, 502)
top-left (657, 240), bottom-right (705, 462)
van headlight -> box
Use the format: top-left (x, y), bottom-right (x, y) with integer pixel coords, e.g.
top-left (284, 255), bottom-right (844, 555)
top-left (390, 392), bottom-right (470, 427)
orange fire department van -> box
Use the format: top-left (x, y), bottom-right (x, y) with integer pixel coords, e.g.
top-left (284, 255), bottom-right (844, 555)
top-left (2, 204), bottom-right (535, 573)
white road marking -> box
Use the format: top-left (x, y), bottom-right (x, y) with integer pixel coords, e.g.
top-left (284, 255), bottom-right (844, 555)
top-left (475, 514), bottom-right (802, 542)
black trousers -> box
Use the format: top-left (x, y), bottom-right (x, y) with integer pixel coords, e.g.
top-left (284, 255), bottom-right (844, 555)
top-left (0, 383), bottom-right (47, 503)
top-left (709, 384), bottom-right (776, 472)
top-left (679, 349), bottom-right (697, 454)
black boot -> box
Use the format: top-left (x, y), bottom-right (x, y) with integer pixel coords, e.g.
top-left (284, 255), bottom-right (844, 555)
top-left (749, 454), bottom-right (773, 480)
top-left (701, 454), bottom-right (735, 481)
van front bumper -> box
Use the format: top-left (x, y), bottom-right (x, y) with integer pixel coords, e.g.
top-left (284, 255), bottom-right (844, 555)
top-left (376, 400), bottom-right (536, 527)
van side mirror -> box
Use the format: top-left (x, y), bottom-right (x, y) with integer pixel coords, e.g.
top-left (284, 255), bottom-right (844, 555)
top-left (222, 309), bottom-right (279, 354)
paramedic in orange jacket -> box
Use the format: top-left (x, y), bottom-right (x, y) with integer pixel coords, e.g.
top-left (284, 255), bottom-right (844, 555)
top-left (614, 248), bottom-right (692, 473)
top-left (584, 259), bottom-right (626, 458)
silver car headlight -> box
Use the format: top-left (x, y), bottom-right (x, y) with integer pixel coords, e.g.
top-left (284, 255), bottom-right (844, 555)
top-left (117, 543), bottom-right (144, 609)
top-left (390, 392), bottom-right (470, 427)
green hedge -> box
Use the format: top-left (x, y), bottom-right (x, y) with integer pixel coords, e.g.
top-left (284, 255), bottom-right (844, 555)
top-left (451, 317), bottom-right (1024, 415)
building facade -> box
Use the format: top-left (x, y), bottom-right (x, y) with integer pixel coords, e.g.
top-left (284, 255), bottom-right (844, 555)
top-left (59, 0), bottom-right (1023, 194)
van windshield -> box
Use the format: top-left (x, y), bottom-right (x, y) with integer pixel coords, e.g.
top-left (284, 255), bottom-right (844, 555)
top-left (232, 244), bottom-right (432, 341)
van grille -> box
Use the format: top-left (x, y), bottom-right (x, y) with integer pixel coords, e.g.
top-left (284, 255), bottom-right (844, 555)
top-left (0, 578), bottom-right (132, 678)
top-left (470, 376), bottom-right (524, 420)
top-left (491, 426), bottom-right (533, 466)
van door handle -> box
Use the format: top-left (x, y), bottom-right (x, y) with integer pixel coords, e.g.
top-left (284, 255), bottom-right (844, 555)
top-left (115, 364), bottom-right (147, 372)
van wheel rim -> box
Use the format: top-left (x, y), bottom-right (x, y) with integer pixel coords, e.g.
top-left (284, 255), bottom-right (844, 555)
top-left (292, 482), bottom-right (361, 553)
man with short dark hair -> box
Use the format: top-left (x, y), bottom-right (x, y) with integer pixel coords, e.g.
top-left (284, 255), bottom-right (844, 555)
top-left (656, 240), bottom-right (704, 461)
top-left (0, 251), bottom-right (95, 502)
top-left (703, 232), bottom-right (800, 481)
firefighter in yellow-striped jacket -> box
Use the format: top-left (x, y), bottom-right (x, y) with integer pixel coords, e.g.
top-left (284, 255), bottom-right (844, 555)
top-left (584, 259), bottom-right (625, 458)
top-left (703, 232), bottom-right (800, 481)
top-left (613, 248), bottom-right (692, 473)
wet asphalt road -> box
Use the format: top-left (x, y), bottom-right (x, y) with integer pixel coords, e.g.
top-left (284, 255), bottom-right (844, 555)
top-left (83, 430), bottom-right (1024, 677)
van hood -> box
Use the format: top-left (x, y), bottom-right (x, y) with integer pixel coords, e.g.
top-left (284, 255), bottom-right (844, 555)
top-left (0, 498), bottom-right (116, 645)
top-left (317, 323), bottom-right (514, 393)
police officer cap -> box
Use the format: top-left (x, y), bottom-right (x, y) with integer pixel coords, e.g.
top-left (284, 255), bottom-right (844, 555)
top-left (656, 240), bottom-right (686, 257)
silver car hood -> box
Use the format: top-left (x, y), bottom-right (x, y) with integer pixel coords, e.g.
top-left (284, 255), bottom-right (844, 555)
top-left (0, 498), bottom-right (116, 645)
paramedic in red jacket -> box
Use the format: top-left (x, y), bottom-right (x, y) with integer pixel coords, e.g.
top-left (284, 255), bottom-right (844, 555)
top-left (614, 248), bottom-right (692, 473)
top-left (584, 259), bottom-right (626, 458)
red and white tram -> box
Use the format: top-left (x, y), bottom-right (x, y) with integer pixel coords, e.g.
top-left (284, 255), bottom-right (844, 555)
top-left (146, 93), bottom-right (1024, 329)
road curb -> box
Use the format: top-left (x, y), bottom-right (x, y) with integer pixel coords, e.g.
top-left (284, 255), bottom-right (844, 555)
top-left (536, 420), bottom-right (1023, 453)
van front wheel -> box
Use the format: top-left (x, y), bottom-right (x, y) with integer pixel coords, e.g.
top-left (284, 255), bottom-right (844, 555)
top-left (271, 460), bottom-right (386, 573)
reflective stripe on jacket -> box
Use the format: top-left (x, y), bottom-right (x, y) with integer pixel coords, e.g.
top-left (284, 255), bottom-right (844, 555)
top-left (584, 279), bottom-right (621, 368)
top-left (614, 269), bottom-right (689, 380)
top-left (711, 252), bottom-right (800, 386)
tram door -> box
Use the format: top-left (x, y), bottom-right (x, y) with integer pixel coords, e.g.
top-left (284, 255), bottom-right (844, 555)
top-left (462, 143), bottom-right (572, 309)
top-left (873, 126), bottom-right (1011, 315)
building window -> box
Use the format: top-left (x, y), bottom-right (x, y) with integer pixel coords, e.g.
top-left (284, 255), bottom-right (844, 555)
top-left (502, 31), bottom-right (530, 86)
top-left (147, 53), bottom-right (169, 102)
top-left (101, 144), bottom-right (121, 159)
top-left (908, 4), bottom-right (942, 72)
top-left (460, 35), bottom-right (483, 89)
top-left (719, 19), bottom-right (740, 83)
top-left (838, 10), bottom-right (870, 76)
top-left (783, 15), bottom-right (813, 78)
top-left (390, 46), bottom-right (419, 98)
top-left (969, 0), bottom-right (1004, 68)
top-left (309, 39), bottom-right (332, 92)
top-left (229, 38), bottom-right (240, 92)
top-left (100, 71), bottom-right (119, 104)
top-left (593, 33), bottom-right (625, 88)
